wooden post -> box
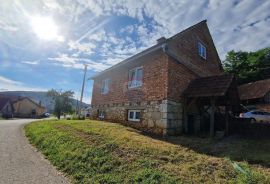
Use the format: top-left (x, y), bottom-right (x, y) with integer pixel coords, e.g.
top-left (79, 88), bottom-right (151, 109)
top-left (225, 106), bottom-right (229, 135)
top-left (210, 97), bottom-right (215, 137)
top-left (183, 98), bottom-right (188, 133)
top-left (198, 100), bottom-right (203, 135)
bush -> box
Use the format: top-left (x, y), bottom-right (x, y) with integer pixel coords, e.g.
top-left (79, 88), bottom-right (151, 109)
top-left (71, 114), bottom-right (85, 120)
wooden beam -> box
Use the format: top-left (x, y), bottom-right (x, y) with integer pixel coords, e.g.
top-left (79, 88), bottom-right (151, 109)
top-left (225, 106), bottom-right (229, 135)
top-left (183, 98), bottom-right (188, 133)
top-left (210, 97), bottom-right (215, 137)
top-left (202, 106), bottom-right (210, 117)
top-left (186, 97), bottom-right (198, 111)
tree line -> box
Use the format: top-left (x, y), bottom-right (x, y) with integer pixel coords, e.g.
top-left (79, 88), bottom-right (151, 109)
top-left (223, 47), bottom-right (270, 84)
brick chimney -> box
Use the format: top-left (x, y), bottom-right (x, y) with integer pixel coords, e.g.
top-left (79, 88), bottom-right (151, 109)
top-left (156, 37), bottom-right (166, 44)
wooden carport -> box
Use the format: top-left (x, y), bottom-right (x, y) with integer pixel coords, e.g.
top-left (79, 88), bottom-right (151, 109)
top-left (182, 74), bottom-right (240, 137)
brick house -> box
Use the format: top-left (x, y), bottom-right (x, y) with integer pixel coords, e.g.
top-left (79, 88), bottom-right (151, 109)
top-left (90, 20), bottom-right (239, 136)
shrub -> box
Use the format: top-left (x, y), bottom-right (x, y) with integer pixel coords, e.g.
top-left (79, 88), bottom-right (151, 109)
top-left (71, 114), bottom-right (85, 120)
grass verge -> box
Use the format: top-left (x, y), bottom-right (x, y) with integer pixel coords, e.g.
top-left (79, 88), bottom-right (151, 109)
top-left (25, 120), bottom-right (270, 183)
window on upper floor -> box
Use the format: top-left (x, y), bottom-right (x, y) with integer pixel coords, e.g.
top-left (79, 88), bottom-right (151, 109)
top-left (128, 110), bottom-right (141, 122)
top-left (101, 78), bottom-right (110, 94)
top-left (198, 42), bottom-right (206, 59)
top-left (128, 67), bottom-right (143, 89)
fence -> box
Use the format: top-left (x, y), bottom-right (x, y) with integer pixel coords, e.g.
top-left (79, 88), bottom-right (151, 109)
top-left (229, 117), bottom-right (270, 138)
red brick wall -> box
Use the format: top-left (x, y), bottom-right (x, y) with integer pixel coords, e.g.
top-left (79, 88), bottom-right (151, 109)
top-left (167, 56), bottom-right (197, 102)
top-left (168, 21), bottom-right (223, 76)
top-left (91, 51), bottom-right (168, 106)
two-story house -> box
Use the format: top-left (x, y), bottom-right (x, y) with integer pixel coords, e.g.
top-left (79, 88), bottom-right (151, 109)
top-left (90, 20), bottom-right (239, 136)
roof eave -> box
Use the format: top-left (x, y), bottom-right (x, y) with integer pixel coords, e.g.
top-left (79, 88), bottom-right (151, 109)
top-left (89, 44), bottom-right (164, 80)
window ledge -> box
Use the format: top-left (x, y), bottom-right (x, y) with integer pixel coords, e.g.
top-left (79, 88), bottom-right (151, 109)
top-left (128, 119), bottom-right (140, 122)
top-left (128, 86), bottom-right (142, 90)
top-left (199, 55), bottom-right (207, 60)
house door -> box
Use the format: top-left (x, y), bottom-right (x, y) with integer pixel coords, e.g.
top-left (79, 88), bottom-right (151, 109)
top-left (31, 109), bottom-right (36, 118)
top-left (187, 115), bottom-right (194, 135)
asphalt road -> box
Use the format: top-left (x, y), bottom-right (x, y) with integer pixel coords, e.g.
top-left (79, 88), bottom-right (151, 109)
top-left (0, 119), bottom-right (70, 184)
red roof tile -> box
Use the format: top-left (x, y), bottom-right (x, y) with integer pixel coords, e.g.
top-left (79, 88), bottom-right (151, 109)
top-left (238, 79), bottom-right (270, 100)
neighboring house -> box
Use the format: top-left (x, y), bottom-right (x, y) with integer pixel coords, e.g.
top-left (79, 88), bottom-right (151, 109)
top-left (0, 97), bottom-right (13, 118)
top-left (90, 20), bottom-right (239, 136)
top-left (12, 97), bottom-right (46, 118)
top-left (238, 79), bottom-right (270, 112)
top-left (81, 106), bottom-right (91, 117)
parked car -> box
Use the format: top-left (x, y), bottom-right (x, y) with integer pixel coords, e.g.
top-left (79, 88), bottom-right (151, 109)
top-left (40, 112), bottom-right (50, 118)
top-left (239, 111), bottom-right (270, 123)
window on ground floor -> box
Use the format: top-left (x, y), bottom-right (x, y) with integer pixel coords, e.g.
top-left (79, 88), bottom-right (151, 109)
top-left (128, 110), bottom-right (141, 121)
top-left (98, 110), bottom-right (105, 119)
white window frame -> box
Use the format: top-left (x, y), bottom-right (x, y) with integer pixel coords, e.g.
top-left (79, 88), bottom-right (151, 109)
top-left (128, 110), bottom-right (141, 122)
top-left (128, 67), bottom-right (143, 89)
top-left (98, 110), bottom-right (105, 119)
top-left (198, 42), bottom-right (206, 60)
top-left (101, 78), bottom-right (110, 94)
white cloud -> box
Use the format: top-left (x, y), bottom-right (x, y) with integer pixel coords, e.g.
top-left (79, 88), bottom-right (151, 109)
top-left (0, 76), bottom-right (46, 91)
top-left (75, 18), bottom-right (111, 43)
top-left (21, 60), bottom-right (40, 65)
top-left (48, 53), bottom-right (109, 71)
top-left (43, 0), bottom-right (63, 12)
top-left (87, 29), bottom-right (106, 41)
top-left (68, 40), bottom-right (96, 55)
top-left (120, 25), bottom-right (135, 34)
top-left (0, 20), bottom-right (18, 32)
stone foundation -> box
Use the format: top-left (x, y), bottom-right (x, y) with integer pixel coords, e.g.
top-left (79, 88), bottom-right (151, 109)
top-left (90, 100), bottom-right (183, 136)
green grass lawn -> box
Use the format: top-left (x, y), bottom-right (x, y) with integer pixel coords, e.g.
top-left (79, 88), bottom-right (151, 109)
top-left (24, 120), bottom-right (270, 184)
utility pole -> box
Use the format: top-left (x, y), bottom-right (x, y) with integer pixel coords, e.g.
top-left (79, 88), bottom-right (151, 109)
top-left (76, 98), bottom-right (79, 114)
top-left (78, 64), bottom-right (87, 116)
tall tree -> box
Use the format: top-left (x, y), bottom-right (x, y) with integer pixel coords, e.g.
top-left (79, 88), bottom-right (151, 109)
top-left (223, 48), bottom-right (270, 84)
top-left (47, 89), bottom-right (74, 119)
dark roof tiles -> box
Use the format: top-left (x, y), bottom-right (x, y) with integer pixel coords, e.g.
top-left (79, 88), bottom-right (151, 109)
top-left (183, 74), bottom-right (235, 97)
top-left (238, 79), bottom-right (270, 100)
top-left (0, 97), bottom-right (11, 110)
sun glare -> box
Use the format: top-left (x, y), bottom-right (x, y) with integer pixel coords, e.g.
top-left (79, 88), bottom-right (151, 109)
top-left (30, 16), bottom-right (64, 42)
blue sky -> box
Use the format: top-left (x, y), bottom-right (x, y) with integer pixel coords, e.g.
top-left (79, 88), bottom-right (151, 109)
top-left (0, 0), bottom-right (269, 103)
